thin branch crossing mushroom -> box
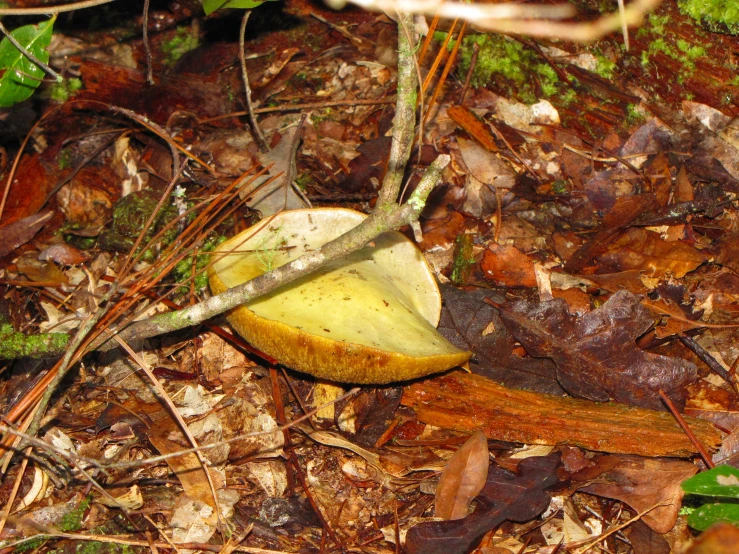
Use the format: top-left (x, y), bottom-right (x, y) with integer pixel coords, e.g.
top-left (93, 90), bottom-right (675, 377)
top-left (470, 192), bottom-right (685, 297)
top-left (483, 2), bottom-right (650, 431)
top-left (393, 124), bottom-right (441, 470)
top-left (209, 208), bottom-right (471, 384)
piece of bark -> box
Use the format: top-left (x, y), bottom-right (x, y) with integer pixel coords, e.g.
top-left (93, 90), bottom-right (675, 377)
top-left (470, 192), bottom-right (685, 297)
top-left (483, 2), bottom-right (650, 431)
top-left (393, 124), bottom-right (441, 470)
top-left (401, 372), bottom-right (721, 457)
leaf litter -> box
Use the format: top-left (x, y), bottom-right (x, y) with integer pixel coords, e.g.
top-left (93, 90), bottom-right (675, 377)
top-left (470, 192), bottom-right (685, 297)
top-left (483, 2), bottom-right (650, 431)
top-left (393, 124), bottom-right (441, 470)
top-left (2, 0), bottom-right (739, 552)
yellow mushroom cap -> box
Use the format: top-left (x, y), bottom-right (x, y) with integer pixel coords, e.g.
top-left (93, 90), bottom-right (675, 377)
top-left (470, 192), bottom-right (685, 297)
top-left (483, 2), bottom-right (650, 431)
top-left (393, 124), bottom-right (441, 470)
top-left (208, 208), bottom-right (471, 384)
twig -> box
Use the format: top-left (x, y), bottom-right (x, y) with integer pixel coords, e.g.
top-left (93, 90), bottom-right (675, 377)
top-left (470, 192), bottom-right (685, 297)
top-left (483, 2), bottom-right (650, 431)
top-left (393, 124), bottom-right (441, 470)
top-left (0, 0), bottom-right (116, 15)
top-left (0, 18), bottom-right (60, 82)
top-left (239, 10), bottom-right (268, 153)
top-left (678, 334), bottom-right (738, 395)
top-left (142, 0), bottom-right (154, 85)
top-left (198, 98), bottom-right (395, 122)
top-left (459, 41), bottom-right (479, 104)
top-left (378, 11), bottom-right (418, 207)
top-left (658, 389), bottom-right (714, 468)
top-left (0, 448), bottom-right (30, 535)
top-left (331, 0), bottom-right (661, 42)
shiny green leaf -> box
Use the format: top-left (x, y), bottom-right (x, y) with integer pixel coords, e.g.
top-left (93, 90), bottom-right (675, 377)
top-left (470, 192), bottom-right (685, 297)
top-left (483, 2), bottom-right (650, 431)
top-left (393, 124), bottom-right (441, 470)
top-left (0, 17), bottom-right (55, 108)
top-left (202, 0), bottom-right (273, 15)
top-left (682, 466), bottom-right (739, 498)
top-left (687, 502), bottom-right (739, 531)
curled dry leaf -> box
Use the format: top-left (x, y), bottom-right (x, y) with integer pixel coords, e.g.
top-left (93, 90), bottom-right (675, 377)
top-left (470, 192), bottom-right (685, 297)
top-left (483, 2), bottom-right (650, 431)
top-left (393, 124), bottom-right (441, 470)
top-left (435, 430), bottom-right (489, 520)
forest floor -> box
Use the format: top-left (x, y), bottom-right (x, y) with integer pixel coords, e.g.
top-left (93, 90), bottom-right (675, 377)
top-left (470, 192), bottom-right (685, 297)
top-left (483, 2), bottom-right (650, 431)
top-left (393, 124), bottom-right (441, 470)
top-left (2, 0), bottom-right (739, 552)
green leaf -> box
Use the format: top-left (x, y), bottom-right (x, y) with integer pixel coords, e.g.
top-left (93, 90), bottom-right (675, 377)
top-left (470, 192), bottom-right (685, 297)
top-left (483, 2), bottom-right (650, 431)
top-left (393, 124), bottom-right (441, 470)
top-left (202, 0), bottom-right (270, 15)
top-left (0, 17), bottom-right (55, 108)
top-left (687, 502), bottom-right (739, 531)
top-left (682, 466), bottom-right (739, 499)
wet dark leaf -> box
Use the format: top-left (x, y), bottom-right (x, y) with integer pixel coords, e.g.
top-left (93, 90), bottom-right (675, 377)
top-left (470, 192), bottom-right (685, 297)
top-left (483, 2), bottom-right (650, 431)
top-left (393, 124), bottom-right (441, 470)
top-left (498, 289), bottom-right (697, 410)
top-left (438, 285), bottom-right (562, 395)
top-left (0, 211), bottom-right (53, 259)
top-left (405, 454), bottom-right (560, 554)
top-left (564, 193), bottom-right (657, 273)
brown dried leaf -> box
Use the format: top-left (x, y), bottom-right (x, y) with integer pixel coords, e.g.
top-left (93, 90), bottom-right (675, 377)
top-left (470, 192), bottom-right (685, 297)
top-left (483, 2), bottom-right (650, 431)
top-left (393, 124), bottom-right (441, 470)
top-left (435, 431), bottom-right (489, 520)
top-left (457, 137), bottom-right (514, 189)
top-left (481, 244), bottom-right (536, 288)
top-left (15, 253), bottom-right (68, 285)
top-left (448, 106), bottom-right (498, 152)
top-left (0, 210), bottom-right (53, 259)
top-left (563, 193), bottom-right (657, 273)
top-left (597, 227), bottom-right (707, 278)
top-left (38, 243), bottom-right (88, 265)
top-left (406, 454), bottom-right (560, 554)
top-left (579, 456), bottom-right (697, 533)
top-left (684, 522), bottom-right (739, 554)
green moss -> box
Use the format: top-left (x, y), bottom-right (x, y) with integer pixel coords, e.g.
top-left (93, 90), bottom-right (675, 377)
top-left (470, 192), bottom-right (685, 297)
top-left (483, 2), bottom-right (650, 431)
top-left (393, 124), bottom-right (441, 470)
top-left (0, 323), bottom-right (69, 359)
top-left (14, 537), bottom-right (47, 552)
top-left (98, 190), bottom-right (182, 262)
top-left (636, 12), bottom-right (671, 38)
top-left (172, 234), bottom-right (227, 294)
top-left (162, 26), bottom-right (200, 65)
top-left (559, 88), bottom-right (578, 106)
top-left (679, 0), bottom-right (739, 35)
top-left (444, 33), bottom-right (560, 104)
top-left (59, 496), bottom-right (92, 533)
top-left (551, 180), bottom-right (568, 195)
top-left (58, 148), bottom-right (73, 170)
top-left (46, 77), bottom-right (83, 103)
top-left (625, 103), bottom-right (647, 126)
top-left (450, 234), bottom-right (475, 285)
top-left (640, 32), bottom-right (705, 82)
top-left (594, 55), bottom-right (617, 79)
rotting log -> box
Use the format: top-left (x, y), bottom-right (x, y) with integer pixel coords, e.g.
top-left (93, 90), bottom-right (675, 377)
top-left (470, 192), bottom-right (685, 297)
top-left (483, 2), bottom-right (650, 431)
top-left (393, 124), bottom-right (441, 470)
top-left (401, 372), bottom-right (722, 457)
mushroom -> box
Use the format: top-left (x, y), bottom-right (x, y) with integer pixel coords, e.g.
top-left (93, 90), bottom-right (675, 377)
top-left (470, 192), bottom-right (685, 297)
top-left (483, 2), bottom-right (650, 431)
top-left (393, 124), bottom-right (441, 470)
top-left (209, 208), bottom-right (471, 384)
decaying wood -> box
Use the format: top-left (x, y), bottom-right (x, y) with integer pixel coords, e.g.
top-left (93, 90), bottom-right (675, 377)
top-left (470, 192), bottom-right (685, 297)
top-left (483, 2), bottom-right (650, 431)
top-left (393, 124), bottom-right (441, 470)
top-left (401, 372), bottom-right (722, 457)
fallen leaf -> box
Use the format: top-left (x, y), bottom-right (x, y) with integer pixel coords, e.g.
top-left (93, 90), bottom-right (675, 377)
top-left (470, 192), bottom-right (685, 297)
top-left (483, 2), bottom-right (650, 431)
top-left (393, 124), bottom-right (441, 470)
top-left (564, 194), bottom-right (657, 273)
top-left (498, 289), bottom-right (697, 410)
top-left (457, 137), bottom-right (515, 189)
top-left (623, 520), bottom-right (671, 554)
top-left (239, 125), bottom-right (309, 216)
top-left (481, 243), bottom-right (536, 288)
top-left (683, 522), bottom-right (739, 554)
top-left (448, 106), bottom-right (498, 152)
top-left (38, 243), bottom-right (88, 265)
top-left (405, 454), bottom-right (560, 554)
top-left (16, 254), bottom-right (68, 285)
top-left (435, 431), bottom-right (489, 520)
top-left (437, 285), bottom-right (562, 395)
top-left (597, 227), bottom-right (707, 278)
top-left (0, 210), bottom-right (53, 259)
top-left (578, 455), bottom-right (697, 533)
